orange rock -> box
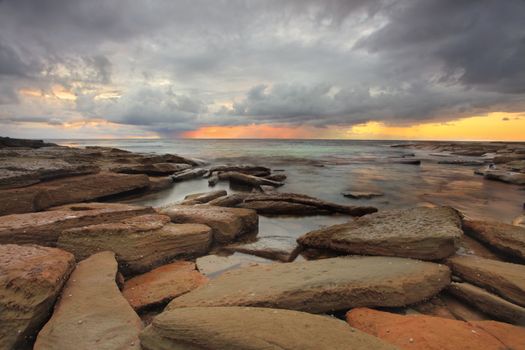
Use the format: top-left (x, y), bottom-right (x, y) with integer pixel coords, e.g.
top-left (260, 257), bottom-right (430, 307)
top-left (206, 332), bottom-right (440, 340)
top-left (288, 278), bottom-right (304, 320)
top-left (346, 307), bottom-right (524, 350)
top-left (123, 261), bottom-right (208, 311)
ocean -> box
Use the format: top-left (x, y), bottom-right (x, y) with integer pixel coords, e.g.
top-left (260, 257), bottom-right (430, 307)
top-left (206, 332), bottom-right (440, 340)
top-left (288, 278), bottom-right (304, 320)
top-left (52, 138), bottom-right (524, 251)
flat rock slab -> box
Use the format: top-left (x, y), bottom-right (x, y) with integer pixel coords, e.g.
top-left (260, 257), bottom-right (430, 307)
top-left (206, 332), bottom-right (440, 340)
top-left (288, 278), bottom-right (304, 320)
top-left (112, 162), bottom-right (191, 175)
top-left (222, 235), bottom-right (301, 262)
top-left (0, 244), bottom-right (75, 350)
top-left (140, 307), bottom-right (397, 350)
top-left (449, 282), bottom-right (525, 325)
top-left (484, 171), bottom-right (525, 185)
top-left (57, 215), bottom-right (212, 275)
top-left (346, 307), bottom-right (525, 350)
top-left (34, 251), bottom-right (142, 350)
top-left (342, 191), bottom-right (384, 199)
top-left (447, 255), bottom-right (525, 307)
top-left (167, 256), bottom-right (450, 313)
top-left (122, 261), bottom-right (208, 312)
top-left (195, 254), bottom-right (273, 278)
top-left (183, 190), bottom-right (227, 204)
top-left (160, 205), bottom-right (258, 244)
top-left (298, 206), bottom-right (463, 260)
top-left (0, 172), bottom-right (150, 215)
top-left (0, 202), bottom-right (154, 245)
top-left (463, 219), bottom-right (525, 261)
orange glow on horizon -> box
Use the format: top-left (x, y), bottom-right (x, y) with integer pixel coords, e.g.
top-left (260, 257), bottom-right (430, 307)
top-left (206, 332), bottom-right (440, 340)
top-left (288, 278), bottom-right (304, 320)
top-left (183, 112), bottom-right (525, 141)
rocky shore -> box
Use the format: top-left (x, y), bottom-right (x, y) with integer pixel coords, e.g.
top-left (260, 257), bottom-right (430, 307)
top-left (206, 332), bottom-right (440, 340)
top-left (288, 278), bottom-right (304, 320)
top-left (1, 136), bottom-right (524, 349)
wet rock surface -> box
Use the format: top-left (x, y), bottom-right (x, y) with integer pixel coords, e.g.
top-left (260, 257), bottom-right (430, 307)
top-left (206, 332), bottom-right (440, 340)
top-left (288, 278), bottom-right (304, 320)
top-left (34, 251), bottom-right (142, 350)
top-left (195, 253), bottom-right (273, 278)
top-left (0, 244), bottom-right (75, 350)
top-left (122, 261), bottom-right (208, 312)
top-left (222, 235), bottom-right (301, 262)
top-left (140, 306), bottom-right (398, 350)
top-left (167, 256), bottom-right (450, 313)
top-left (298, 207), bottom-right (463, 260)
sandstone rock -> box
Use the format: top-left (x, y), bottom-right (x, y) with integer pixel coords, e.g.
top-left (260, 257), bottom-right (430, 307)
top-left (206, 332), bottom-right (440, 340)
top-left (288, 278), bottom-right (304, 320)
top-left (298, 207), bottom-right (462, 260)
top-left (140, 307), bottom-right (398, 350)
top-left (463, 219), bottom-right (525, 260)
top-left (0, 172), bottom-right (150, 215)
top-left (392, 158), bottom-right (421, 165)
top-left (57, 215), bottom-right (212, 275)
top-left (147, 176), bottom-right (173, 191)
top-left (207, 193), bottom-right (248, 207)
top-left (0, 136), bottom-right (57, 148)
top-left (218, 171), bottom-right (284, 187)
top-left (238, 192), bottom-right (377, 216)
top-left (0, 244), bottom-right (75, 350)
top-left (473, 320), bottom-right (525, 350)
top-left (513, 215), bottom-right (525, 228)
top-left (122, 261), bottom-right (208, 312)
top-left (171, 168), bottom-right (206, 182)
top-left (0, 202), bottom-right (154, 245)
top-left (440, 293), bottom-right (491, 321)
top-left (183, 190), bottom-right (227, 203)
top-left (208, 164), bottom-right (271, 176)
top-left (457, 234), bottom-right (503, 260)
top-left (167, 256), bottom-right (450, 313)
top-left (412, 297), bottom-right (457, 320)
top-left (484, 170), bottom-right (525, 185)
top-left (449, 282), bottom-right (525, 325)
top-left (346, 307), bottom-right (525, 350)
top-left (342, 191), bottom-right (384, 199)
top-left (112, 162), bottom-right (191, 175)
top-left (264, 173), bottom-right (287, 182)
top-left (195, 254), bottom-right (272, 278)
top-left (222, 235), bottom-right (301, 262)
top-left (446, 255), bottom-right (525, 307)
top-left (34, 252), bottom-right (142, 350)
top-left (160, 205), bottom-right (258, 244)
top-left (138, 153), bottom-right (201, 166)
top-left (438, 159), bottom-right (485, 166)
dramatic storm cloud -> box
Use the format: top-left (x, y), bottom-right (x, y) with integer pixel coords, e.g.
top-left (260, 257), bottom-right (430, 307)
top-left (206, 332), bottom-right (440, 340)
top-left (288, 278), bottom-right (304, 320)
top-left (0, 0), bottom-right (524, 138)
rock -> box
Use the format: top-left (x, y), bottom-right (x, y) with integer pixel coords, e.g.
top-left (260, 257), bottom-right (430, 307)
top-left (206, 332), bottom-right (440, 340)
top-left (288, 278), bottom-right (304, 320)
top-left (0, 172), bottom-right (150, 215)
top-left (218, 171), bottom-right (285, 187)
top-left (222, 235), bottom-right (301, 262)
top-left (195, 254), bottom-right (272, 278)
top-left (463, 219), bottom-right (525, 261)
top-left (160, 205), bottom-right (258, 244)
top-left (513, 215), bottom-right (525, 228)
top-left (208, 165), bottom-right (271, 177)
top-left (484, 171), bottom-right (525, 185)
top-left (167, 256), bottom-right (450, 313)
top-left (122, 261), bottom-right (208, 312)
top-left (183, 190), bottom-right (228, 204)
top-left (0, 244), bottom-right (75, 350)
top-left (457, 234), bottom-right (503, 260)
top-left (138, 153), bottom-right (202, 166)
top-left (412, 297), bottom-right (457, 320)
top-left (446, 255), bottom-right (525, 307)
top-left (34, 252), bottom-right (142, 350)
top-left (0, 136), bottom-right (57, 148)
top-left (346, 307), bottom-right (525, 350)
top-left (140, 306), bottom-right (398, 350)
top-left (264, 173), bottom-right (287, 182)
top-left (440, 293), bottom-right (491, 321)
top-left (0, 202), bottom-right (154, 245)
top-left (171, 168), bottom-right (207, 182)
top-left (57, 215), bottom-right (212, 275)
top-left (0, 158), bottom-right (99, 190)
top-left (238, 192), bottom-right (377, 216)
top-left (448, 282), bottom-right (525, 325)
top-left (473, 320), bottom-right (525, 350)
top-left (112, 162), bottom-right (191, 175)
top-left (207, 174), bottom-right (220, 186)
top-left (207, 193), bottom-right (248, 207)
top-left (342, 191), bottom-right (384, 199)
top-left (147, 176), bottom-right (173, 191)
top-left (392, 158), bottom-right (421, 165)
top-left (298, 207), bottom-right (462, 260)
top-left (438, 159), bottom-right (485, 166)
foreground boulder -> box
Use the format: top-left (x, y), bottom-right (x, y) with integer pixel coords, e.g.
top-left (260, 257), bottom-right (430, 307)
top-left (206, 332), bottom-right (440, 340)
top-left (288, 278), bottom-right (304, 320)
top-left (447, 255), bottom-right (525, 307)
top-left (57, 214), bottom-right (212, 275)
top-left (122, 261), bottom-right (208, 312)
top-left (463, 219), bottom-right (525, 261)
top-left (34, 251), bottom-right (142, 350)
top-left (167, 256), bottom-right (450, 313)
top-left (0, 202), bottom-right (154, 245)
top-left (0, 244), bottom-right (75, 350)
top-left (140, 307), bottom-right (397, 350)
top-left (160, 205), bottom-right (258, 244)
top-left (0, 172), bottom-right (150, 215)
top-left (298, 207), bottom-right (462, 260)
top-left (346, 308), bottom-right (525, 350)
top-left (449, 282), bottom-right (525, 324)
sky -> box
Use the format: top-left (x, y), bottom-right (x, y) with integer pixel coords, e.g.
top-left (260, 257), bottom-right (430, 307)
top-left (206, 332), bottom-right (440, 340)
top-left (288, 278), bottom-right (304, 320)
top-left (0, 0), bottom-right (524, 140)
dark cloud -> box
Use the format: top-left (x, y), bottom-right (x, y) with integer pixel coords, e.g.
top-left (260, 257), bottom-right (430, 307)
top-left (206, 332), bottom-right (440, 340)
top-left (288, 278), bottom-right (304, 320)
top-left (0, 0), bottom-right (523, 136)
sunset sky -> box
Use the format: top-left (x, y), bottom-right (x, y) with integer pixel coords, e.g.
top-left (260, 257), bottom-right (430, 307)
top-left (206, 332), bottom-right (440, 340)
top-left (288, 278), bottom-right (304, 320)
top-left (1, 0), bottom-right (524, 141)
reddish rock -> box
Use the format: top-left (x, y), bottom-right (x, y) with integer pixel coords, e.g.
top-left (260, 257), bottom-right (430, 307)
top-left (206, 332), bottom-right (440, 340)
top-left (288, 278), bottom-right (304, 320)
top-left (0, 244), bottom-right (75, 350)
top-left (122, 261), bottom-right (208, 311)
top-left (346, 307), bottom-right (525, 350)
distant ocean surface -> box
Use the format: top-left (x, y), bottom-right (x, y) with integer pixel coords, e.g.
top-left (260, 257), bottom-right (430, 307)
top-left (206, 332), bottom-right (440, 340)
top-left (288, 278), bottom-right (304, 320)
top-left (52, 139), bottom-right (524, 227)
